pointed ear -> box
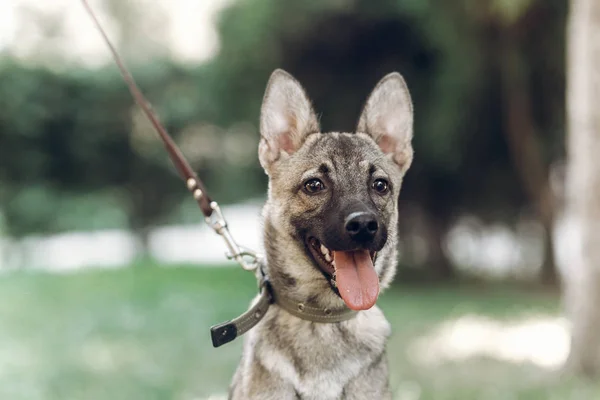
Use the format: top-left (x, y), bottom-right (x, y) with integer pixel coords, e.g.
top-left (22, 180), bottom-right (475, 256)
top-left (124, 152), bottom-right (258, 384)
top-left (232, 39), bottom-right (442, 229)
top-left (258, 69), bottom-right (320, 172)
top-left (357, 72), bottom-right (414, 172)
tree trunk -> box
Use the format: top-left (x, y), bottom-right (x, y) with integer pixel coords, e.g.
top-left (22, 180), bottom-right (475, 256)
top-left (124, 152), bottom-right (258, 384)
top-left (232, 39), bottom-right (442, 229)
top-left (499, 31), bottom-right (558, 285)
top-left (426, 217), bottom-right (455, 280)
top-left (396, 203), bottom-right (455, 280)
top-left (540, 224), bottom-right (558, 285)
top-left (564, 0), bottom-right (600, 376)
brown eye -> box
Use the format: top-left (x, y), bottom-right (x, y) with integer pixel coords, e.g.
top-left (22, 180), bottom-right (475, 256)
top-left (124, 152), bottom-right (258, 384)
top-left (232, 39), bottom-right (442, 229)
top-left (304, 178), bottom-right (325, 193)
top-left (372, 179), bottom-right (389, 194)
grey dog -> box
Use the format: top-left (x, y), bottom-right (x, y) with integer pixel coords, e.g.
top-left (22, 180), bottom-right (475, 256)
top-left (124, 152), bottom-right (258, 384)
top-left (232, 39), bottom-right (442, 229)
top-left (229, 69), bottom-right (414, 400)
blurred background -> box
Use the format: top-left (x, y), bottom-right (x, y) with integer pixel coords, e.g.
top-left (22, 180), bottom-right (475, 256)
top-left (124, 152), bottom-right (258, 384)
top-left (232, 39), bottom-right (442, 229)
top-left (1, 0), bottom-right (597, 399)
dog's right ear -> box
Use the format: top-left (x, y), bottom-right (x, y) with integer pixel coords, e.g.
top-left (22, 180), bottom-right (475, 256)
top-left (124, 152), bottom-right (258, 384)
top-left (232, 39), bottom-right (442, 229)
top-left (258, 69), bottom-right (320, 172)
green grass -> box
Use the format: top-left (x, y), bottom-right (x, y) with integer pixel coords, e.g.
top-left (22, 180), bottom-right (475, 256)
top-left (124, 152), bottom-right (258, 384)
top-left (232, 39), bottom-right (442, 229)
top-left (0, 265), bottom-right (597, 399)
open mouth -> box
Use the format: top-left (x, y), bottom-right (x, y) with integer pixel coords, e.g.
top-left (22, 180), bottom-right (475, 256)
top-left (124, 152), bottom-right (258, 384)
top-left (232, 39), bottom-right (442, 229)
top-left (306, 237), bottom-right (379, 311)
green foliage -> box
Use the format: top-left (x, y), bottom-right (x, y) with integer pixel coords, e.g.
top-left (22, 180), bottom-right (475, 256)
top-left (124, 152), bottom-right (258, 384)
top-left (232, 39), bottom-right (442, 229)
top-left (0, 0), bottom-right (567, 239)
top-left (492, 0), bottom-right (536, 24)
top-left (0, 60), bottom-right (265, 235)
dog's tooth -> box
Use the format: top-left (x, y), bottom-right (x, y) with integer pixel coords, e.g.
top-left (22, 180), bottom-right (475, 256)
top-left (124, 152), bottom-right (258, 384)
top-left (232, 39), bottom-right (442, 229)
top-left (325, 253), bottom-right (332, 262)
top-left (320, 244), bottom-right (329, 255)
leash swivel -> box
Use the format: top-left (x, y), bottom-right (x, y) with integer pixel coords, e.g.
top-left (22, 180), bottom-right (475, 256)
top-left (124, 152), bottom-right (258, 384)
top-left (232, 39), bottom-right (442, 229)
top-left (205, 203), bottom-right (261, 272)
top-left (187, 177), bottom-right (261, 272)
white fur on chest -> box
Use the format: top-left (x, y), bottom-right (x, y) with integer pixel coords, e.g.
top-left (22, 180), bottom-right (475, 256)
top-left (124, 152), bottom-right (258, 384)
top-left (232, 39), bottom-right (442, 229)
top-left (243, 305), bottom-right (391, 399)
top-left (260, 343), bottom-right (354, 399)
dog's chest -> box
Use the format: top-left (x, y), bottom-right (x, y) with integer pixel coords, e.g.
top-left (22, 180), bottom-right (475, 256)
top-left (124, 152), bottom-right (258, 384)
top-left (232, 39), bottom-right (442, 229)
top-left (251, 306), bottom-right (391, 399)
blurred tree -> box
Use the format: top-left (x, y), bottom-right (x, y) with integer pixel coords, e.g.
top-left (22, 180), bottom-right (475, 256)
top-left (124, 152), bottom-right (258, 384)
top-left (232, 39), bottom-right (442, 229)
top-left (564, 0), bottom-right (600, 377)
top-left (482, 0), bottom-right (565, 283)
top-left (0, 60), bottom-right (264, 247)
top-left (0, 62), bottom-right (193, 242)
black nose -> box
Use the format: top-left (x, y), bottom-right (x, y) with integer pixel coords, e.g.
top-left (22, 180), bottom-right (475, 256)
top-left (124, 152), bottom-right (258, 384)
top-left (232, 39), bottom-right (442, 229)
top-left (345, 212), bottom-right (379, 243)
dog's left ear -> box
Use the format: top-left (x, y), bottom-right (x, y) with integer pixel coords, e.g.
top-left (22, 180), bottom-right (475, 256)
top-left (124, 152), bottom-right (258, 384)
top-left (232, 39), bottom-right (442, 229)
top-left (258, 69), bottom-right (320, 173)
top-left (357, 72), bottom-right (414, 172)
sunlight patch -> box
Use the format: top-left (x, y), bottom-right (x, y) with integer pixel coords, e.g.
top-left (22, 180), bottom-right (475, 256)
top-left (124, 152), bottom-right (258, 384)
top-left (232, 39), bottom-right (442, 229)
top-left (408, 314), bottom-right (570, 369)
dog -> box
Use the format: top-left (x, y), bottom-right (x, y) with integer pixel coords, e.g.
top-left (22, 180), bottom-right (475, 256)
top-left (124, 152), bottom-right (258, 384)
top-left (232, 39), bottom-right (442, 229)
top-left (228, 69), bottom-right (414, 400)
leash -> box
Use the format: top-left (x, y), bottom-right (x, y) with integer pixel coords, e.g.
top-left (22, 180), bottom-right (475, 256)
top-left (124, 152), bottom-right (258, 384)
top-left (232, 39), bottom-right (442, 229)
top-left (81, 0), bottom-right (356, 349)
top-left (80, 0), bottom-right (259, 274)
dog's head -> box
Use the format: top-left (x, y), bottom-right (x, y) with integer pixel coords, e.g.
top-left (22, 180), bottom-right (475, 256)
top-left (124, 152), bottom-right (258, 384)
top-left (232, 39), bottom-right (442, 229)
top-left (259, 69), bottom-right (413, 311)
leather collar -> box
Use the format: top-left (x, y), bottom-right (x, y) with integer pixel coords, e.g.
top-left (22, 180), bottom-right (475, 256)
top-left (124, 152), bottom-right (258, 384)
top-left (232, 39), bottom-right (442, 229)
top-left (271, 286), bottom-right (357, 323)
top-left (210, 267), bottom-right (357, 347)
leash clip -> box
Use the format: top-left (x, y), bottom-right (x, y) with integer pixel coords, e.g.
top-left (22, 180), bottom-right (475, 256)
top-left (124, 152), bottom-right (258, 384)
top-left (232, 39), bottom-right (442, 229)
top-left (205, 201), bottom-right (262, 272)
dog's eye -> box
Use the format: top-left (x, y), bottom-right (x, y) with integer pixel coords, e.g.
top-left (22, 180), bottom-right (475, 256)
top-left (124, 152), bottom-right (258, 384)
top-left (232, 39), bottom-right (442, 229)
top-left (372, 179), bottom-right (389, 194)
top-left (304, 178), bottom-right (325, 193)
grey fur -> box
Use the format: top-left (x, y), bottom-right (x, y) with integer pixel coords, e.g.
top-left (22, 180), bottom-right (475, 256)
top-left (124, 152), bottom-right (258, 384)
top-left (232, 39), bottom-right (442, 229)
top-left (230, 69), bottom-right (414, 400)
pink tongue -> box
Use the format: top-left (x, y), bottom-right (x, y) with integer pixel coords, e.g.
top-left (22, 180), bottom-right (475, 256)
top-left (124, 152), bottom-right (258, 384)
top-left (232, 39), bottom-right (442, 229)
top-left (333, 250), bottom-right (379, 311)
